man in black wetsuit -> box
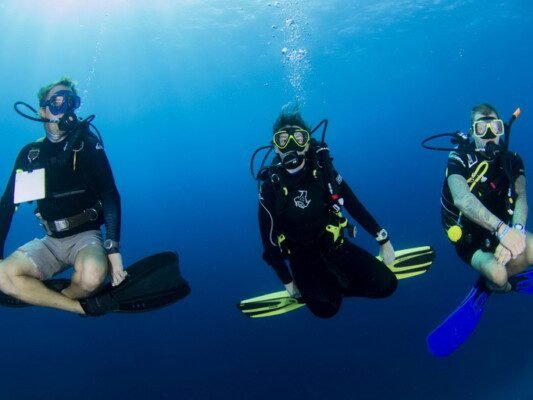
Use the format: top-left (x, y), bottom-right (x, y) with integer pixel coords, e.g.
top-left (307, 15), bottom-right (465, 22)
top-left (441, 103), bottom-right (533, 291)
top-left (258, 107), bottom-right (397, 318)
top-left (0, 78), bottom-right (125, 314)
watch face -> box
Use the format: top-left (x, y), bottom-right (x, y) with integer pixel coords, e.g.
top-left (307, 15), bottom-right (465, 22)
top-left (378, 229), bottom-right (388, 239)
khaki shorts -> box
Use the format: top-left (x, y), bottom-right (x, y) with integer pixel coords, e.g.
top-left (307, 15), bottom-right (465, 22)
top-left (16, 230), bottom-right (103, 280)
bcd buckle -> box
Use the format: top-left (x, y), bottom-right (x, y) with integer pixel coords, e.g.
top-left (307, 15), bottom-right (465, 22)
top-left (53, 219), bottom-right (70, 232)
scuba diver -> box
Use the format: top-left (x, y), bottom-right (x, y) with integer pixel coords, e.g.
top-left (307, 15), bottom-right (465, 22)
top-left (253, 105), bottom-right (399, 319)
top-left (426, 103), bottom-right (533, 356)
top-left (0, 77), bottom-right (190, 316)
top-left (439, 104), bottom-right (531, 291)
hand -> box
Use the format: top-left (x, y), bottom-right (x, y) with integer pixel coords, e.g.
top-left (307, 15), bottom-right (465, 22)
top-left (108, 252), bottom-right (128, 286)
top-left (499, 226), bottom-right (526, 258)
top-left (494, 244), bottom-right (512, 266)
top-left (379, 241), bottom-right (395, 266)
top-left (284, 281), bottom-right (301, 299)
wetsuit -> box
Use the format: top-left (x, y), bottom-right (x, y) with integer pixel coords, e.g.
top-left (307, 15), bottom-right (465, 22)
top-left (441, 148), bottom-right (524, 264)
top-left (0, 129), bottom-right (120, 259)
top-left (259, 156), bottom-right (397, 318)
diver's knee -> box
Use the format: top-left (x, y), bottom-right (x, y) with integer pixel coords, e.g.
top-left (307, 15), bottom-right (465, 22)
top-left (79, 263), bottom-right (106, 293)
top-left (487, 266), bottom-right (508, 287)
top-left (0, 268), bottom-right (15, 297)
top-left (385, 275), bottom-right (398, 297)
top-left (308, 302), bottom-right (340, 319)
top-left (525, 234), bottom-right (533, 264)
top-left (80, 272), bottom-right (106, 292)
top-left (374, 275), bottom-right (398, 298)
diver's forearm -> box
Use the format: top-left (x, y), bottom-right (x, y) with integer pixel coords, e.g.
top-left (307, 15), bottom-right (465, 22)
top-left (0, 171), bottom-right (17, 259)
top-left (448, 174), bottom-right (502, 232)
top-left (513, 198), bottom-right (527, 227)
top-left (458, 193), bottom-right (501, 231)
top-left (339, 181), bottom-right (381, 235)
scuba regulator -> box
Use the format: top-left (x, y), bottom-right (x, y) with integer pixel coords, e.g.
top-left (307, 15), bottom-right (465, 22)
top-left (13, 96), bottom-right (104, 148)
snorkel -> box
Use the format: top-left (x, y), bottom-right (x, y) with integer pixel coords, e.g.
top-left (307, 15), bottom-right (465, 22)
top-left (502, 107), bottom-right (521, 152)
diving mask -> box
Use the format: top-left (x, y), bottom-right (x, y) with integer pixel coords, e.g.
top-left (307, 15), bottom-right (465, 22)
top-left (273, 127), bottom-right (310, 151)
top-left (472, 118), bottom-right (504, 138)
top-left (40, 90), bottom-right (81, 116)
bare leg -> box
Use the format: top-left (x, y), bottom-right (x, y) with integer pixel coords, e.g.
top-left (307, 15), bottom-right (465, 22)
top-left (62, 244), bottom-right (108, 300)
top-left (471, 250), bottom-right (508, 288)
top-left (470, 233), bottom-right (533, 292)
top-left (0, 251), bottom-right (84, 313)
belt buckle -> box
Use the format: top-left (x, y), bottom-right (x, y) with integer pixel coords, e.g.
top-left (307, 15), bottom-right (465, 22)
top-left (54, 219), bottom-right (70, 232)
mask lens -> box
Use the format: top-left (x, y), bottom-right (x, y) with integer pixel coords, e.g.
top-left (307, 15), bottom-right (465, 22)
top-left (49, 94), bottom-right (67, 115)
top-left (293, 130), bottom-right (306, 145)
top-left (489, 119), bottom-right (504, 135)
top-left (474, 121), bottom-right (487, 136)
top-left (42, 90), bottom-right (80, 116)
top-left (274, 131), bottom-right (289, 148)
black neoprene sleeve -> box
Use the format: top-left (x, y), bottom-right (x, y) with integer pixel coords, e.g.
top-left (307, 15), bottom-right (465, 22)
top-left (86, 144), bottom-right (121, 243)
top-left (338, 180), bottom-right (382, 237)
top-left (0, 148), bottom-right (27, 258)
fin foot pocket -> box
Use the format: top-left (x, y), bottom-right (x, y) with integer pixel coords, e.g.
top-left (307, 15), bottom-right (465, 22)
top-left (509, 268), bottom-right (533, 294)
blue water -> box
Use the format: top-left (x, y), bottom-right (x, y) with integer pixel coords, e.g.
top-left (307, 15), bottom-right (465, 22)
top-left (1, 1), bottom-right (532, 399)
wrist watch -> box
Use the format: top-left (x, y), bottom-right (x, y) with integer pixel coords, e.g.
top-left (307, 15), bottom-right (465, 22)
top-left (376, 229), bottom-right (389, 245)
top-left (514, 223), bottom-right (526, 235)
top-left (103, 239), bottom-right (120, 253)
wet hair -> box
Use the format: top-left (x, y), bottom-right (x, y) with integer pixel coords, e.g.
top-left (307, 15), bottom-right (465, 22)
top-left (38, 77), bottom-right (78, 104)
top-left (471, 103), bottom-right (499, 122)
top-left (272, 102), bottom-right (311, 133)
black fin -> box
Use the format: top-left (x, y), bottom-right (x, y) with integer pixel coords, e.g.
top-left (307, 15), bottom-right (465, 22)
top-left (80, 252), bottom-right (190, 316)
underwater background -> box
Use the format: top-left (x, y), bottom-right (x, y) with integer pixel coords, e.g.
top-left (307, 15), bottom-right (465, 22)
top-left (1, 1), bottom-right (532, 399)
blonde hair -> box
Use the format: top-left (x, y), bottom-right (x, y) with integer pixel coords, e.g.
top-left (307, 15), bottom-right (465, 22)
top-left (471, 103), bottom-right (499, 122)
top-left (38, 77), bottom-right (78, 103)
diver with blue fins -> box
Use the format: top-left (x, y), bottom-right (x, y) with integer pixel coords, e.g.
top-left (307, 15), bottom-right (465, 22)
top-left (0, 77), bottom-right (189, 316)
top-left (239, 104), bottom-right (435, 318)
top-left (425, 103), bottom-right (533, 356)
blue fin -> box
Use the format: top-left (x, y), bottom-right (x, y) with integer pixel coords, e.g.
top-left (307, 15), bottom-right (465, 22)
top-left (510, 268), bottom-right (533, 294)
top-left (427, 279), bottom-right (491, 357)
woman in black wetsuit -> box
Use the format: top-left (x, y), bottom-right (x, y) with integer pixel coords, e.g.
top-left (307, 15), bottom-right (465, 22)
top-left (258, 106), bottom-right (397, 318)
